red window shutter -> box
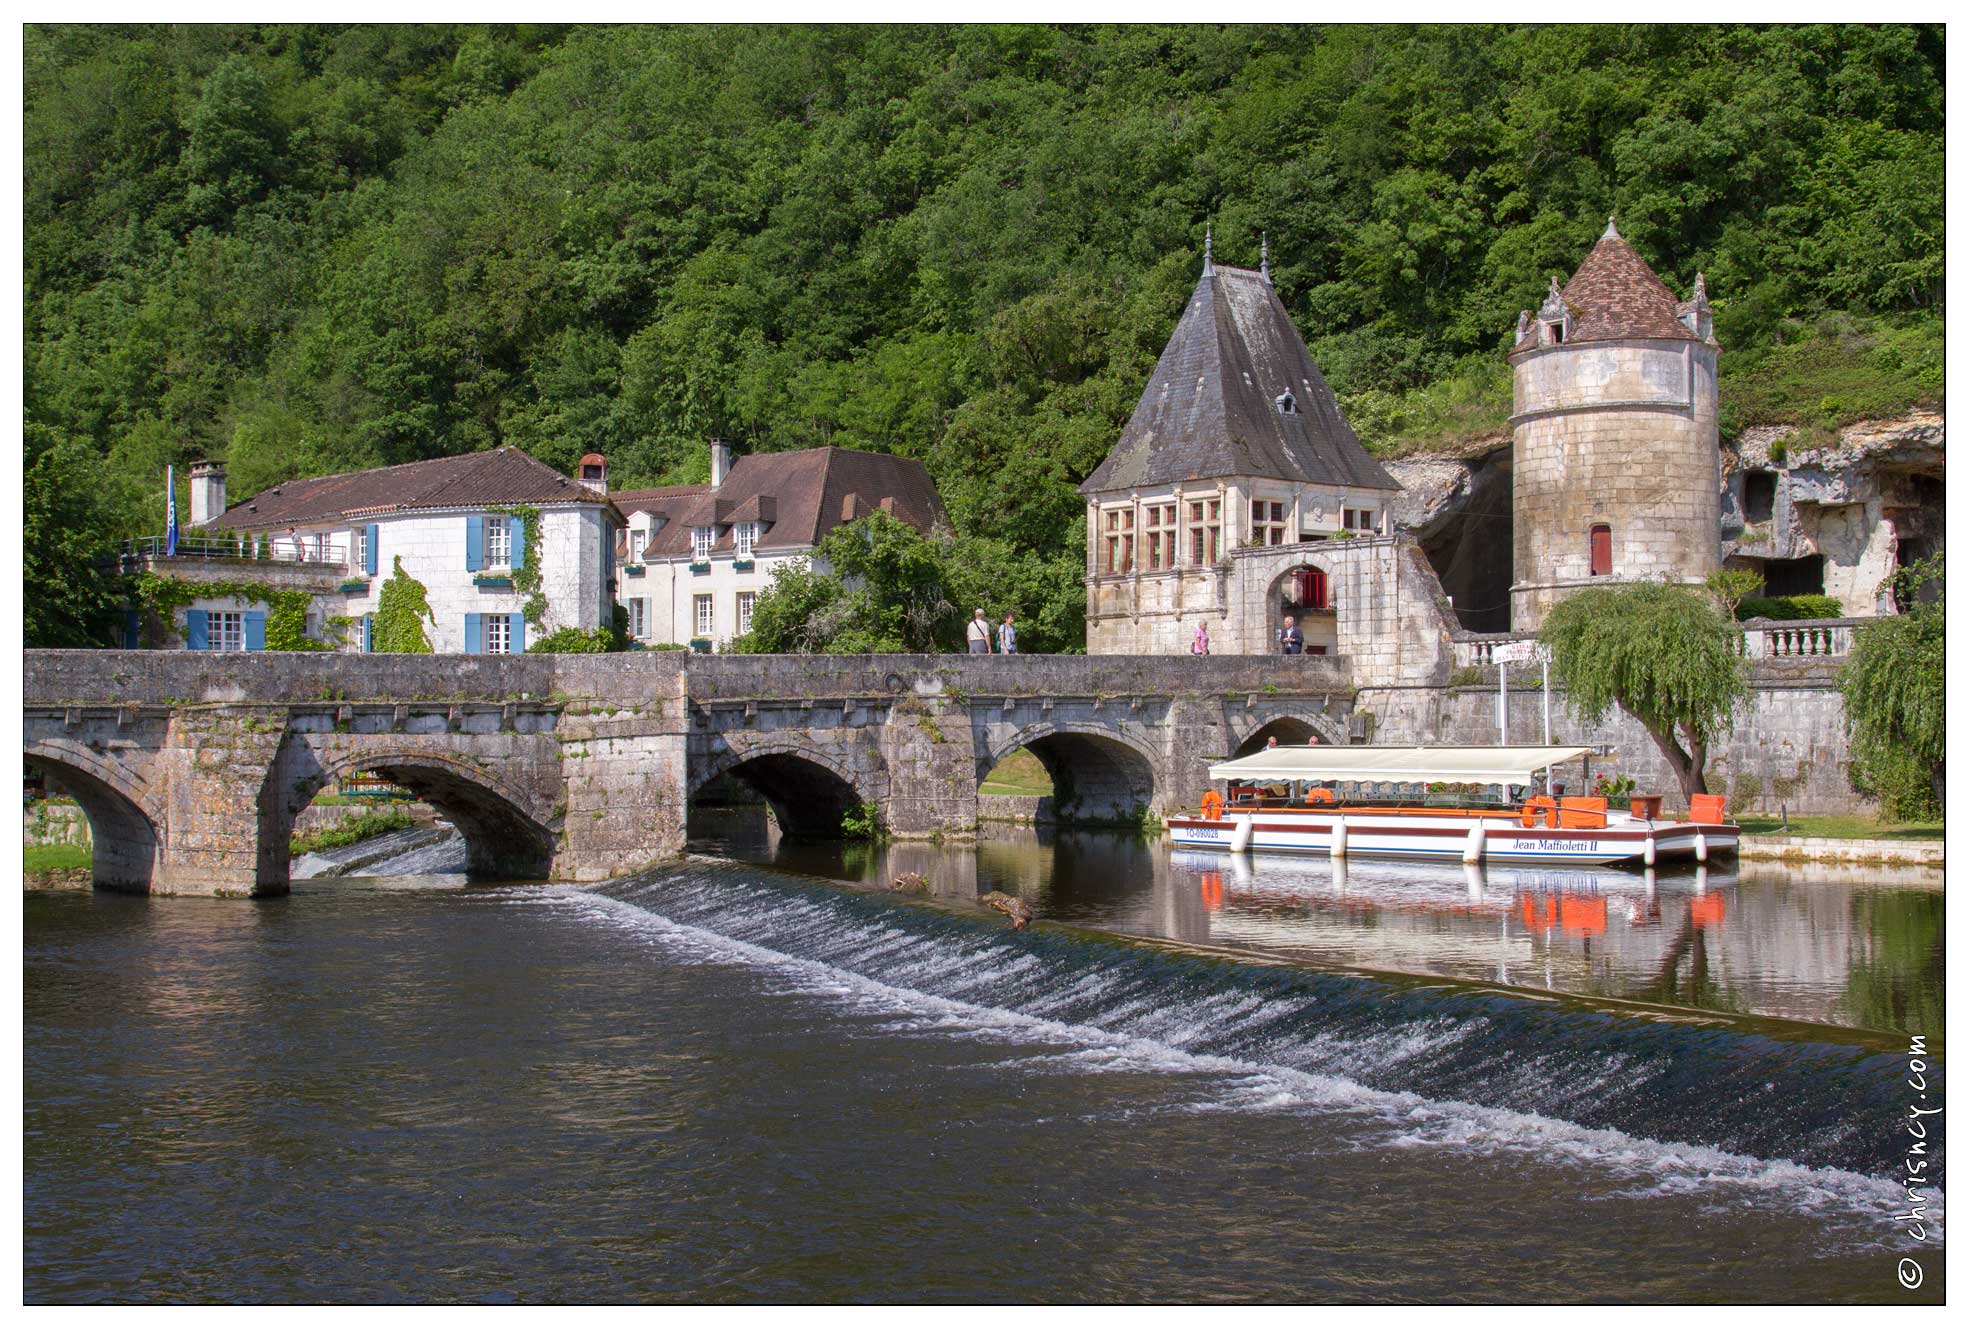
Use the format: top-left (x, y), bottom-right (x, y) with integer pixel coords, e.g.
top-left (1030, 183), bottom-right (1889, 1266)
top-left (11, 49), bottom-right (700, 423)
top-left (1590, 525), bottom-right (1612, 576)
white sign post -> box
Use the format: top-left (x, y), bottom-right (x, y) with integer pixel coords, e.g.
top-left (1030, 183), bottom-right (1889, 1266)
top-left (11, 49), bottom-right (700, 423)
top-left (1487, 641), bottom-right (1550, 749)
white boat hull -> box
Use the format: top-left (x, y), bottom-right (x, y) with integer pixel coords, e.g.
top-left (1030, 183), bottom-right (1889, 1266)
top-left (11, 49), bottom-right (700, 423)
top-left (1166, 811), bottom-right (1736, 867)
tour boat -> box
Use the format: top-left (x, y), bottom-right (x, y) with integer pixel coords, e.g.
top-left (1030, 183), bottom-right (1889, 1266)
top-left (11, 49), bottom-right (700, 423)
top-left (1165, 745), bottom-right (1737, 868)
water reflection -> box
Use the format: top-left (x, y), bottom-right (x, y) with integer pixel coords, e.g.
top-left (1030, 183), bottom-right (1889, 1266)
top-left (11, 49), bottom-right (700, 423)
top-left (724, 824), bottom-right (1943, 1036)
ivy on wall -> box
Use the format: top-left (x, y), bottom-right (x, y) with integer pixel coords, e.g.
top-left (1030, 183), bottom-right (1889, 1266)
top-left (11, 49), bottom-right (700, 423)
top-left (132, 572), bottom-right (337, 651)
top-left (373, 556), bottom-right (435, 653)
top-left (488, 504), bottom-right (548, 626)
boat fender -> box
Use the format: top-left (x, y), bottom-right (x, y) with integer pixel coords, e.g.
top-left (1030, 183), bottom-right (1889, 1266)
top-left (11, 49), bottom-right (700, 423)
top-left (1329, 815), bottom-right (1348, 859)
top-left (1462, 821), bottom-right (1485, 864)
top-left (1693, 829), bottom-right (1708, 864)
top-left (1229, 816), bottom-right (1253, 855)
top-left (1642, 834), bottom-right (1656, 867)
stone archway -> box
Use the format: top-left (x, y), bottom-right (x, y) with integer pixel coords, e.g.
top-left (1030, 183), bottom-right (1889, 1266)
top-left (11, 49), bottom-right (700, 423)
top-left (25, 743), bottom-right (161, 893)
top-left (692, 738), bottom-right (881, 839)
top-left (983, 723), bottom-right (1160, 824)
top-left (264, 742), bottom-right (556, 889)
top-left (1266, 562), bottom-right (1340, 656)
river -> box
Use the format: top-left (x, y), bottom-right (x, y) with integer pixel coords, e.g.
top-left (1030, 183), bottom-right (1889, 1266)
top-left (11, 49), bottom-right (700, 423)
top-left (23, 826), bottom-right (1944, 1303)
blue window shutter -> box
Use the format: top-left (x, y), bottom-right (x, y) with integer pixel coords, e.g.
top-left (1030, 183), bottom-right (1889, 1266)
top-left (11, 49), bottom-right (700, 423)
top-left (465, 613), bottom-right (482, 655)
top-left (185, 610), bottom-right (209, 651)
top-left (510, 516), bottom-right (526, 571)
top-left (244, 611), bottom-right (267, 651)
top-left (124, 607), bottom-right (141, 649)
top-left (511, 612), bottom-right (527, 654)
top-left (466, 515), bottom-right (484, 571)
top-left (365, 524), bottom-right (379, 575)
top-left (363, 614), bottom-right (374, 653)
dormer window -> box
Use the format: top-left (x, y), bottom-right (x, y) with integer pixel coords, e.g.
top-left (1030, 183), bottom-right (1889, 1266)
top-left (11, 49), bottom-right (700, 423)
top-left (1544, 321), bottom-right (1566, 345)
top-left (691, 526), bottom-right (713, 561)
top-left (629, 529), bottom-right (647, 563)
top-left (1275, 389), bottom-right (1297, 416)
top-left (735, 522), bottom-right (757, 560)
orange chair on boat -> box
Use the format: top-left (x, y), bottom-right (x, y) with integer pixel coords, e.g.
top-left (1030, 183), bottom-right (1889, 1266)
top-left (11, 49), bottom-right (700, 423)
top-left (1305, 787), bottom-right (1336, 806)
top-left (1520, 795), bottom-right (1558, 828)
top-left (1200, 790), bottom-right (1224, 821)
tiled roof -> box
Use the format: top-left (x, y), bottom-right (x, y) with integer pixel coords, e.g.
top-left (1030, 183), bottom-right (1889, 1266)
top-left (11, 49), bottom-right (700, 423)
top-left (1515, 222), bottom-right (1702, 351)
top-left (1081, 264), bottom-right (1398, 495)
top-left (613, 447), bottom-right (948, 560)
top-left (204, 447), bottom-right (613, 531)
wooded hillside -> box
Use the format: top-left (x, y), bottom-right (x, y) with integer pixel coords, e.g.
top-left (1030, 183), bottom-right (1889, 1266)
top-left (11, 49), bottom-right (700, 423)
top-left (24, 24), bottom-right (1945, 646)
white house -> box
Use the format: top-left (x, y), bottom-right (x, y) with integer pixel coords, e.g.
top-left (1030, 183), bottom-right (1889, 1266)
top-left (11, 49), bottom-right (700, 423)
top-left (610, 442), bottom-right (948, 650)
top-left (164, 448), bottom-right (622, 653)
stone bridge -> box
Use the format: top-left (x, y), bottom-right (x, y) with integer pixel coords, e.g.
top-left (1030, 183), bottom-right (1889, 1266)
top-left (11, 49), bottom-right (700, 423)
top-left (24, 651), bottom-right (1353, 896)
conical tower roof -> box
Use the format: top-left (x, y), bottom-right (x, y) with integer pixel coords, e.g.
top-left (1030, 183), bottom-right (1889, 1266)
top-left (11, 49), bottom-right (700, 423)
top-left (1081, 264), bottom-right (1397, 495)
top-left (1515, 219), bottom-right (1702, 351)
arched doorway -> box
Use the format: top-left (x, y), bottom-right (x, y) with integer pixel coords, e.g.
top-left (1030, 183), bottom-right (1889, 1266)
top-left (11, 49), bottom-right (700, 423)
top-left (1267, 563), bottom-right (1339, 656)
top-left (24, 753), bottom-right (161, 892)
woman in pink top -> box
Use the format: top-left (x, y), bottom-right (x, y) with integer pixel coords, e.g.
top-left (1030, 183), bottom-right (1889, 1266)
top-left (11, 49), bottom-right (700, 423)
top-left (1190, 622), bottom-right (1210, 656)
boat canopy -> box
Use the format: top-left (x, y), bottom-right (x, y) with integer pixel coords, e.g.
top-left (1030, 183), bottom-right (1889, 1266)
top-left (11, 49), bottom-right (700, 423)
top-left (1207, 745), bottom-right (1592, 787)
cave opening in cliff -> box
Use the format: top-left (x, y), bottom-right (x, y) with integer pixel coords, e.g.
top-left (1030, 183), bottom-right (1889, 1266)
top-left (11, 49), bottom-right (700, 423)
top-left (1762, 554), bottom-right (1826, 597)
top-left (1413, 450), bottom-right (1514, 634)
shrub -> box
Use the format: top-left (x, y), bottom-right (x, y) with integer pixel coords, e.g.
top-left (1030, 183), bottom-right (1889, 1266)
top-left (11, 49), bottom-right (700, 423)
top-left (1737, 594), bottom-right (1845, 621)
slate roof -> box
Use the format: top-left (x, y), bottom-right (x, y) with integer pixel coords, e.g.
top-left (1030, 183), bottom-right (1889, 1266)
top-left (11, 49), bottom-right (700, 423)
top-left (203, 447), bottom-right (614, 530)
top-left (612, 446), bottom-right (948, 559)
top-left (1081, 264), bottom-right (1398, 495)
top-left (1515, 222), bottom-right (1702, 351)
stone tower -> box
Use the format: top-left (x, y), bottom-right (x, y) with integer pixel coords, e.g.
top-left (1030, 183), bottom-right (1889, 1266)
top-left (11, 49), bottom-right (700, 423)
top-left (1508, 219), bottom-right (1719, 631)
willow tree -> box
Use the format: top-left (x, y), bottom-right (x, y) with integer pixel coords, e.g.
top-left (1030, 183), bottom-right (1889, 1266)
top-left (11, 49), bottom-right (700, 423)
top-left (1539, 582), bottom-right (1748, 802)
top-left (1841, 558), bottom-right (1944, 818)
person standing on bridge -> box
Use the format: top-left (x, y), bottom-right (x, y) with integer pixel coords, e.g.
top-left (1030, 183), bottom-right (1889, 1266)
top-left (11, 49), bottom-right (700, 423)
top-left (1191, 622), bottom-right (1210, 656)
top-left (1278, 615), bottom-right (1304, 655)
top-left (997, 612), bottom-right (1018, 655)
top-left (967, 609), bottom-right (993, 654)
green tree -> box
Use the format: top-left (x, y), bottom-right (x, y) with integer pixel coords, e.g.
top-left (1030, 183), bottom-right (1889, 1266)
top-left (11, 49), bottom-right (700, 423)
top-left (1840, 558), bottom-right (1944, 818)
top-left (24, 423), bottom-right (139, 648)
top-left (1539, 582), bottom-right (1748, 802)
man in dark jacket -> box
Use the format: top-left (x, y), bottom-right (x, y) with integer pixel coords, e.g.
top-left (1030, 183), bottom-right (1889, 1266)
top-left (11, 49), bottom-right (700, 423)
top-left (1278, 616), bottom-right (1304, 655)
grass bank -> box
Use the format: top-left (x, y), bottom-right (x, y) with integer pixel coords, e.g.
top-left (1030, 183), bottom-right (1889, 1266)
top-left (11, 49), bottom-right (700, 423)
top-left (1736, 814), bottom-right (1943, 841)
top-left (980, 748), bottom-right (1054, 797)
top-left (290, 809), bottom-right (417, 858)
top-left (25, 844), bottom-right (92, 872)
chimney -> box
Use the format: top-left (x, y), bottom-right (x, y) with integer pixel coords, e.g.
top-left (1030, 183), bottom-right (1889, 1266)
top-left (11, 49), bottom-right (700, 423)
top-left (710, 438), bottom-right (733, 491)
top-left (577, 453), bottom-right (608, 494)
top-left (189, 460), bottom-right (227, 527)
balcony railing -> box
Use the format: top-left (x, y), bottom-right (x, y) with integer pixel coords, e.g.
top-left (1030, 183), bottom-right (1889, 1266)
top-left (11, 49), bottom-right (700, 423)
top-left (123, 535), bottom-right (352, 569)
top-left (1456, 618), bottom-right (1864, 668)
top-left (1737, 617), bottom-right (1859, 659)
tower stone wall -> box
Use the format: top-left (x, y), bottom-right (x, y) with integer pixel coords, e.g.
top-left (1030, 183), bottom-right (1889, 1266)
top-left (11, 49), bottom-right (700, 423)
top-left (1509, 338), bottom-right (1721, 629)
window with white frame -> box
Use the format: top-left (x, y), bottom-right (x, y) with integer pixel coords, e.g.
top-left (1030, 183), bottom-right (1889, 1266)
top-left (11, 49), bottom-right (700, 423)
top-left (313, 532), bottom-right (330, 562)
top-left (1103, 507), bottom-right (1134, 574)
top-left (485, 516), bottom-right (511, 566)
top-left (485, 614), bottom-right (512, 655)
top-left (1188, 498), bottom-right (1222, 564)
top-left (628, 597), bottom-right (648, 637)
top-left (691, 527), bottom-right (714, 561)
top-left (694, 594), bottom-right (715, 637)
top-left (353, 527), bottom-right (367, 570)
top-left (1252, 499), bottom-right (1288, 546)
top-left (629, 529), bottom-right (647, 563)
top-left (735, 522), bottom-right (757, 560)
top-left (736, 591), bottom-right (756, 636)
top-left (1144, 502), bottom-right (1177, 570)
top-left (211, 612), bottom-right (245, 652)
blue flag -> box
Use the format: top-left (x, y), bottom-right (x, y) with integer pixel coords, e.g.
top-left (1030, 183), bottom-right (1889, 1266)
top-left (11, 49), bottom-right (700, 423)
top-left (165, 465), bottom-right (179, 556)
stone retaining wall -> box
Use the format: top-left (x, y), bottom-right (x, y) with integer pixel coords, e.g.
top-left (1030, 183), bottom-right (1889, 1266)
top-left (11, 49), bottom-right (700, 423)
top-left (25, 798), bottom-right (437, 847)
top-left (977, 794), bottom-right (1055, 824)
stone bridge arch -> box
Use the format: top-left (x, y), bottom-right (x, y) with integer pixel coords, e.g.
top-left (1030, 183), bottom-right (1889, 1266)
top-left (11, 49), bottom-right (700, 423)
top-left (263, 736), bottom-right (558, 888)
top-left (1232, 704), bottom-right (1349, 757)
top-left (980, 720), bottom-right (1162, 823)
top-left (691, 733), bottom-right (885, 838)
top-left (24, 738), bottom-right (161, 892)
